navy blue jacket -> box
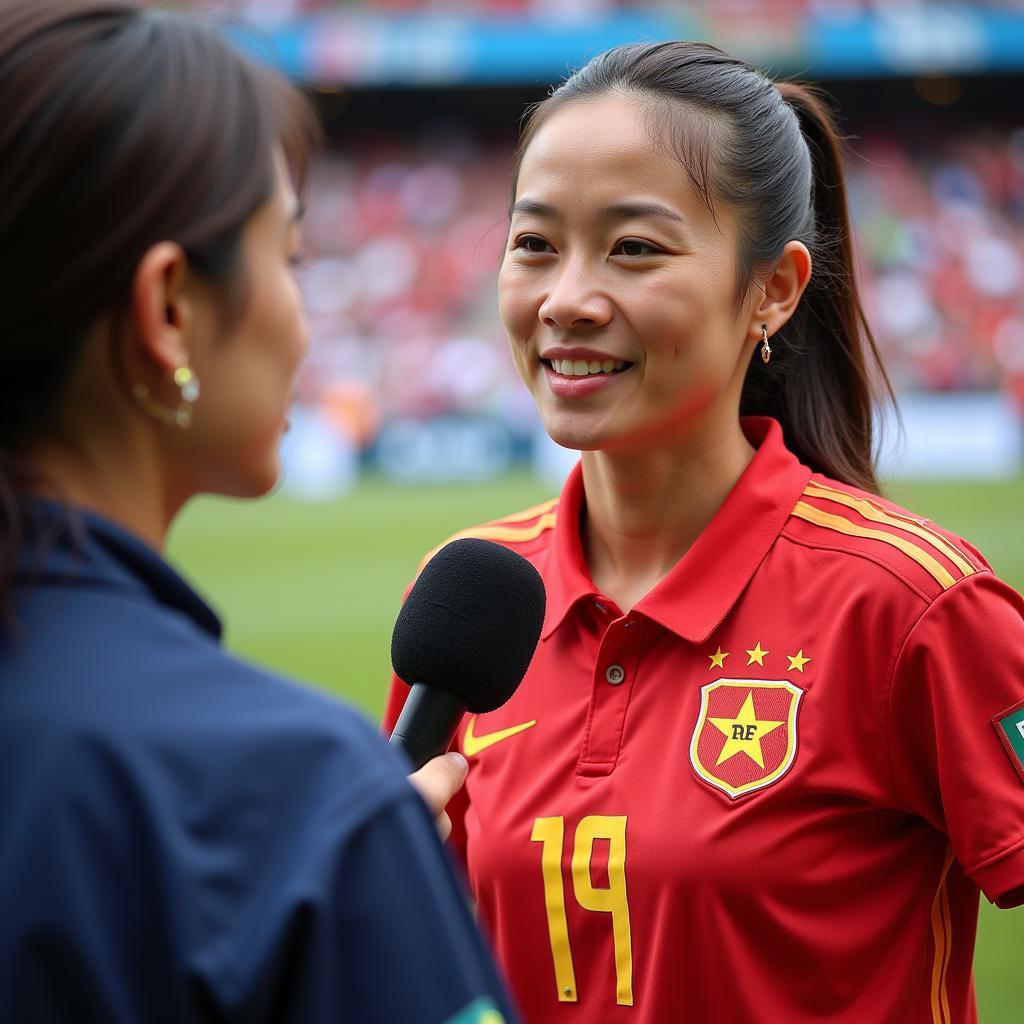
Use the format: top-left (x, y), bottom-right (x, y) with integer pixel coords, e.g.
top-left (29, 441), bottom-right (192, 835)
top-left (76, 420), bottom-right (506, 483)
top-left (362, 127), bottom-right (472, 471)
top-left (0, 501), bottom-right (516, 1023)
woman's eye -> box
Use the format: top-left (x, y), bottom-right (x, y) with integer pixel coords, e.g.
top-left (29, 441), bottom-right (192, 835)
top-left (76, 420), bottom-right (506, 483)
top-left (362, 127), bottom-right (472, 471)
top-left (514, 235), bottom-right (553, 254)
top-left (614, 239), bottom-right (659, 257)
top-left (289, 251), bottom-right (309, 268)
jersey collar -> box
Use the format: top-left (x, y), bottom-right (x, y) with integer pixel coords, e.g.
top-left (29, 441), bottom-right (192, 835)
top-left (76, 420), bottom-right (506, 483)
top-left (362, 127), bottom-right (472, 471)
top-left (15, 498), bottom-right (222, 640)
top-left (542, 418), bottom-right (811, 644)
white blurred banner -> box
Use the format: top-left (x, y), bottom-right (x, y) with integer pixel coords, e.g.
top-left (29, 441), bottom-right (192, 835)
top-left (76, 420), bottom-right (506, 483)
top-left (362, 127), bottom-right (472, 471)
top-left (877, 391), bottom-right (1024, 479)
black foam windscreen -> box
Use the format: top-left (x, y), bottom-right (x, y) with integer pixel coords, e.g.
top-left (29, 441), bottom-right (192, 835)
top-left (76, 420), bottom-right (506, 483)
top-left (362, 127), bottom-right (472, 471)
top-left (391, 537), bottom-right (547, 714)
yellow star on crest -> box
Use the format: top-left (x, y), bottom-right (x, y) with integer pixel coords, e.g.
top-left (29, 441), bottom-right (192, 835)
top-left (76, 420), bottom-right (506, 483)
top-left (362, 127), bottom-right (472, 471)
top-left (708, 691), bottom-right (784, 769)
top-left (787, 649), bottom-right (811, 673)
top-left (708, 646), bottom-right (729, 670)
top-left (745, 642), bottom-right (769, 667)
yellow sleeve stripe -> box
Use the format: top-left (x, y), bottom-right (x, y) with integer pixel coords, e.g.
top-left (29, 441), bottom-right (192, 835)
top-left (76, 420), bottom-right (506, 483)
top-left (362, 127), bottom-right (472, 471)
top-left (930, 847), bottom-right (955, 1024)
top-left (792, 501), bottom-right (958, 590)
top-left (803, 482), bottom-right (977, 578)
top-left (448, 512), bottom-right (558, 547)
top-left (483, 496), bottom-right (560, 526)
top-left (418, 512), bottom-right (558, 571)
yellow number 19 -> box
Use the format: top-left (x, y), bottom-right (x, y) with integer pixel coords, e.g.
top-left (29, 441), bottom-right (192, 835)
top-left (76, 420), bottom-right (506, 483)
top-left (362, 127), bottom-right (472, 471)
top-left (530, 815), bottom-right (633, 1006)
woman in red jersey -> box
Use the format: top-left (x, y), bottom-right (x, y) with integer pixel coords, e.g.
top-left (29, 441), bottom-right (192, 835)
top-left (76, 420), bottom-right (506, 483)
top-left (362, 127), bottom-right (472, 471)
top-left (386, 41), bottom-right (1024, 1023)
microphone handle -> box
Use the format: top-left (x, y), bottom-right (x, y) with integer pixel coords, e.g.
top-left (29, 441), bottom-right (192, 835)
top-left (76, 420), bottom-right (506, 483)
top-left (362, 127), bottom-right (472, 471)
top-left (389, 684), bottom-right (466, 771)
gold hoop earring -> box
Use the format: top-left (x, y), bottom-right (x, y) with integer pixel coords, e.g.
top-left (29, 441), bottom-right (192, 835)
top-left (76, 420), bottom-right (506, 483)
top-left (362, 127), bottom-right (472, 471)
top-left (760, 325), bottom-right (772, 365)
top-left (132, 359), bottom-right (201, 429)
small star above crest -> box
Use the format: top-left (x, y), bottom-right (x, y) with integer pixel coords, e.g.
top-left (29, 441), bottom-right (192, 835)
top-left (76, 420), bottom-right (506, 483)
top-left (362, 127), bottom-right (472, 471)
top-left (787, 649), bottom-right (811, 673)
top-left (745, 642), bottom-right (769, 667)
top-left (709, 646), bottom-right (729, 670)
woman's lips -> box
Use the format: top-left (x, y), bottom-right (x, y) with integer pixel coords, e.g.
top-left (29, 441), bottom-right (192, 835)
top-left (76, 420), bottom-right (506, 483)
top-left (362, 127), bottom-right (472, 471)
top-left (541, 358), bottom-right (631, 398)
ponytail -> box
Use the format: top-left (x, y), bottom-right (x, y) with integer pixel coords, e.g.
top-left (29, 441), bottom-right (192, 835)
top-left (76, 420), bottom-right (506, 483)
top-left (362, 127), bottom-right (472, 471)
top-left (741, 82), bottom-right (895, 493)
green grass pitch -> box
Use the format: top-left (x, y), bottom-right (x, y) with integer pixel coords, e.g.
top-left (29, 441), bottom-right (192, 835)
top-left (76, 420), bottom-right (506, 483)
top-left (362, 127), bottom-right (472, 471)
top-left (168, 472), bottom-right (1024, 1019)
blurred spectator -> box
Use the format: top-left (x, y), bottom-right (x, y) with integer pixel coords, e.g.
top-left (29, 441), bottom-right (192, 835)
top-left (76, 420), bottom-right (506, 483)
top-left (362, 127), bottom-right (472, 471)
top-left (294, 128), bottom-right (518, 445)
top-left (851, 127), bottom-right (1024, 394)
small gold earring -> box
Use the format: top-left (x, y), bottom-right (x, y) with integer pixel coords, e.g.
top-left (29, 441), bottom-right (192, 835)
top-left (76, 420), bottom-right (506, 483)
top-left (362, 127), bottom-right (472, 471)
top-left (132, 358), bottom-right (201, 429)
top-left (760, 325), bottom-right (772, 365)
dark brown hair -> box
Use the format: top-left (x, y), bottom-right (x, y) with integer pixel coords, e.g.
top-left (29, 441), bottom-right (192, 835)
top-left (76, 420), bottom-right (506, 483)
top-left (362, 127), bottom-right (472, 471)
top-left (0, 0), bottom-right (315, 616)
top-left (511, 41), bottom-right (895, 492)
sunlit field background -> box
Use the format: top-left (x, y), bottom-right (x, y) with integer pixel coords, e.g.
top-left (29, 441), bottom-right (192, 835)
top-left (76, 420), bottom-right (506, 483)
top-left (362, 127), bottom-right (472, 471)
top-left (169, 472), bottom-right (1024, 1021)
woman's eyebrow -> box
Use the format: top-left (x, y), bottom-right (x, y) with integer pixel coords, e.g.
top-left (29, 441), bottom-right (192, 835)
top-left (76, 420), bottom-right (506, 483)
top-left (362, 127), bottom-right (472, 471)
top-left (510, 198), bottom-right (556, 218)
top-left (600, 200), bottom-right (684, 223)
top-left (509, 198), bottom-right (684, 223)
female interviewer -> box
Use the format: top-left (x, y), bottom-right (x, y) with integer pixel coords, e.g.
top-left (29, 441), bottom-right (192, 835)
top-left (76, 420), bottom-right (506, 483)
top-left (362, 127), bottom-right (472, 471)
top-left (0, 4), bottom-right (515, 1022)
top-left (386, 42), bottom-right (1024, 1022)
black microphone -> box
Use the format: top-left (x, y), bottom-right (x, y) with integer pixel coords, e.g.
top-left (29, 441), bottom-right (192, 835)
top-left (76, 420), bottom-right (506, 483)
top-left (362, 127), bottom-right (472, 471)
top-left (389, 537), bottom-right (546, 770)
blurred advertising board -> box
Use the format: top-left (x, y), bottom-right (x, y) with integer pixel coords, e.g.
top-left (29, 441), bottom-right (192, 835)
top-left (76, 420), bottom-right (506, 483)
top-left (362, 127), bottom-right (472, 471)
top-left (227, 6), bottom-right (1024, 86)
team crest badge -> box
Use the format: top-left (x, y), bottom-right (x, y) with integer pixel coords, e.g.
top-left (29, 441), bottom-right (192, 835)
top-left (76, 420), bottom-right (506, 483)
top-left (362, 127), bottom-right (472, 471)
top-left (689, 679), bottom-right (804, 799)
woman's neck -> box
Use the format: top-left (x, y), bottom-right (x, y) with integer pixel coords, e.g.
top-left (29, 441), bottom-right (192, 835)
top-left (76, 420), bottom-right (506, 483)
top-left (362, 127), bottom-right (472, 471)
top-left (25, 419), bottom-right (181, 552)
top-left (20, 323), bottom-right (191, 552)
top-left (580, 419), bottom-right (756, 612)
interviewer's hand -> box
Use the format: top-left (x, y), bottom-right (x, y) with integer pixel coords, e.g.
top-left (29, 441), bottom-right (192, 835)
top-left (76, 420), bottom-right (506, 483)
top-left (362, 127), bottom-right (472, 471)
top-left (409, 752), bottom-right (468, 841)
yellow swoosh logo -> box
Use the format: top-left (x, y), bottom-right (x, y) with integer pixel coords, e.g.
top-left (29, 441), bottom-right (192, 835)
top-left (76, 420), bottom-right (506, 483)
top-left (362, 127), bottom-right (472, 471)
top-left (463, 716), bottom-right (537, 756)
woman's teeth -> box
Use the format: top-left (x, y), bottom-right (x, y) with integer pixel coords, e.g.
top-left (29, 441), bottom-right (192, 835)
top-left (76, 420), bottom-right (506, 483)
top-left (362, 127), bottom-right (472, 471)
top-left (550, 358), bottom-right (626, 377)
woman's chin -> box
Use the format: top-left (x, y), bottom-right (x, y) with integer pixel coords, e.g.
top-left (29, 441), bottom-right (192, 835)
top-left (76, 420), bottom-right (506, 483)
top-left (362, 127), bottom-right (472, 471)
top-left (541, 415), bottom-right (613, 454)
top-left (215, 456), bottom-right (282, 501)
top-left (250, 460), bottom-right (282, 498)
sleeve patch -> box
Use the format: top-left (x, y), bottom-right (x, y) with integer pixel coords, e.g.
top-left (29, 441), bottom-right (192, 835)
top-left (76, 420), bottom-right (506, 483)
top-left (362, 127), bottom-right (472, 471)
top-left (444, 998), bottom-right (506, 1024)
top-left (993, 697), bottom-right (1024, 784)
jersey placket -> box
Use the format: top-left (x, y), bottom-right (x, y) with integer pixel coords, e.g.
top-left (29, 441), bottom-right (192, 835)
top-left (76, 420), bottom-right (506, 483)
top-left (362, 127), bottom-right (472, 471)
top-left (577, 607), bottom-right (643, 776)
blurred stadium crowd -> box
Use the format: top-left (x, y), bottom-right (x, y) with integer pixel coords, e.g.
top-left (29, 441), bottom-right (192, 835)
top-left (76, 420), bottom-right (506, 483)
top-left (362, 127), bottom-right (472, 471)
top-left (166, 0), bottom-right (1024, 463)
top-left (292, 123), bottom-right (1024, 447)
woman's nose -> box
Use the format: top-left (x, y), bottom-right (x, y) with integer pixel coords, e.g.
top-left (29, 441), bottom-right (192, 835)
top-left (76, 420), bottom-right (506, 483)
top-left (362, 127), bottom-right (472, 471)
top-left (538, 261), bottom-right (613, 329)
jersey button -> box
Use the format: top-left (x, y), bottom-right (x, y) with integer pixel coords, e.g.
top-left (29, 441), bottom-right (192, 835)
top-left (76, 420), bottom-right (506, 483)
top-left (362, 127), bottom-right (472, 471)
top-left (605, 663), bottom-right (626, 685)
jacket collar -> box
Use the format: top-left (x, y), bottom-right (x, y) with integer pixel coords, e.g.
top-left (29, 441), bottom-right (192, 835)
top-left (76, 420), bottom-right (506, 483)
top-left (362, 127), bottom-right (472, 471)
top-left (542, 418), bottom-right (811, 644)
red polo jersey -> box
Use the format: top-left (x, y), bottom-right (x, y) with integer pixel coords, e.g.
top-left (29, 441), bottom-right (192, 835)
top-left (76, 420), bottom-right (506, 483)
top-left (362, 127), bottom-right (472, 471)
top-left (384, 418), bottom-right (1024, 1023)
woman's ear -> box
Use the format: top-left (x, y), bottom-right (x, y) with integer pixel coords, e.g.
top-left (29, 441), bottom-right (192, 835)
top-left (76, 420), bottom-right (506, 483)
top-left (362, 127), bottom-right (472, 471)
top-left (747, 240), bottom-right (812, 344)
top-left (128, 242), bottom-right (193, 374)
